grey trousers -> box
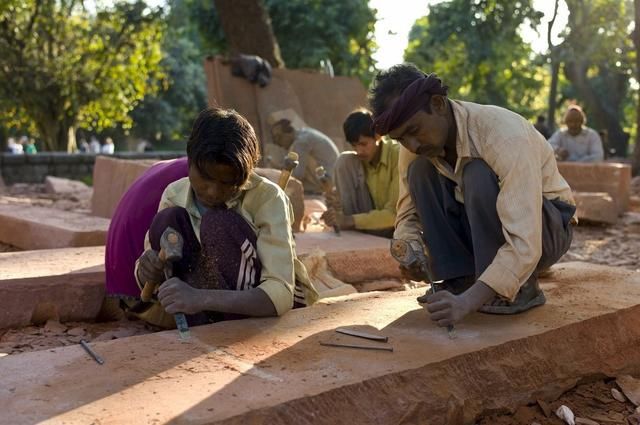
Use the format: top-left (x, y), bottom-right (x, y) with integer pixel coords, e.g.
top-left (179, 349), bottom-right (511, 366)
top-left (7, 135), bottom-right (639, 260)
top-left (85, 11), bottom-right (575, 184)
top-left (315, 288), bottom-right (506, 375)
top-left (407, 157), bottom-right (575, 284)
top-left (334, 152), bottom-right (394, 238)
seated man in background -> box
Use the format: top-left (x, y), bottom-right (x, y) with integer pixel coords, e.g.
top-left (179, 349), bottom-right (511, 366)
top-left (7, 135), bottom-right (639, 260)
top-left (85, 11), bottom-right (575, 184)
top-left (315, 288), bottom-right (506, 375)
top-left (271, 118), bottom-right (339, 194)
top-left (322, 109), bottom-right (399, 238)
top-left (548, 105), bottom-right (604, 162)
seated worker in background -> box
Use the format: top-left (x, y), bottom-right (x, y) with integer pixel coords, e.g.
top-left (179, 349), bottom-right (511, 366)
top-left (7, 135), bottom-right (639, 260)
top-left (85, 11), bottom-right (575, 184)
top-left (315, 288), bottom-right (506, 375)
top-left (322, 109), bottom-right (399, 238)
top-left (136, 108), bottom-right (318, 328)
top-left (370, 64), bottom-right (576, 327)
top-left (548, 105), bottom-right (604, 162)
top-left (105, 157), bottom-right (188, 306)
top-left (271, 118), bottom-right (339, 194)
top-left (533, 115), bottom-right (551, 139)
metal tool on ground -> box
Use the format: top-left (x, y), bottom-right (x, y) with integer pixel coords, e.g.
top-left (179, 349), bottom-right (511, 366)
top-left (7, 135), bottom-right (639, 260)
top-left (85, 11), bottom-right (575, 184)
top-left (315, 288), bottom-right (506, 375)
top-left (335, 327), bottom-right (389, 342)
top-left (390, 238), bottom-right (456, 339)
top-left (319, 341), bottom-right (393, 352)
top-left (140, 227), bottom-right (190, 340)
top-left (315, 165), bottom-right (341, 235)
top-left (277, 151), bottom-right (299, 190)
top-left (80, 339), bottom-right (104, 365)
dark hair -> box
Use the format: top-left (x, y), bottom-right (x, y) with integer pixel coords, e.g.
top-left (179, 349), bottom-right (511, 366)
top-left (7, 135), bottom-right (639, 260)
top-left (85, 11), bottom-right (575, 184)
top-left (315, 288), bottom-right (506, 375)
top-left (271, 118), bottom-right (294, 135)
top-left (369, 63), bottom-right (435, 117)
top-left (537, 115), bottom-right (546, 122)
top-left (343, 109), bottom-right (375, 144)
top-left (187, 108), bottom-right (260, 185)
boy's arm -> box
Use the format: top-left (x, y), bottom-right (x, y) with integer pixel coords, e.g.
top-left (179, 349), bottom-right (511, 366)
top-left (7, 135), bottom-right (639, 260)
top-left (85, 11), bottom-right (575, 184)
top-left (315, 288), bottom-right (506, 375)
top-left (134, 187), bottom-right (177, 289)
top-left (158, 278), bottom-right (276, 316)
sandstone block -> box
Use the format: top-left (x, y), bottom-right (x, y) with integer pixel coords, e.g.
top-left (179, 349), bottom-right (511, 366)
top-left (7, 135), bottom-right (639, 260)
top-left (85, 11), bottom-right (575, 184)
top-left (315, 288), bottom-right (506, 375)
top-left (44, 176), bottom-right (92, 199)
top-left (558, 162), bottom-right (631, 213)
top-left (0, 204), bottom-right (108, 249)
top-left (574, 191), bottom-right (618, 224)
top-left (1, 262), bottom-right (639, 424)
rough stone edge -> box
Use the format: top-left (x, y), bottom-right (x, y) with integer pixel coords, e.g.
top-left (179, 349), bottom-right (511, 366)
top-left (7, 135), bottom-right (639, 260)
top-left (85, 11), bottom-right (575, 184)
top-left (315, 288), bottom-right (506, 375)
top-left (215, 305), bottom-right (640, 425)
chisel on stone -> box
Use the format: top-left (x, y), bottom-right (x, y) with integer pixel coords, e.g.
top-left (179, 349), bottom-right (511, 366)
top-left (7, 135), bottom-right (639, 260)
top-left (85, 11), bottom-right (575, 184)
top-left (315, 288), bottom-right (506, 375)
top-left (335, 327), bottom-right (389, 342)
top-left (80, 339), bottom-right (104, 365)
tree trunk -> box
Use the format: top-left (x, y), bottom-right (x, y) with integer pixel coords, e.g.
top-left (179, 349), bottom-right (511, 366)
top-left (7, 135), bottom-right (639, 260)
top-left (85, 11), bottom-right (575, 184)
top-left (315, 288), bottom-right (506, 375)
top-left (36, 117), bottom-right (73, 152)
top-left (547, 0), bottom-right (560, 133)
top-left (214, 0), bottom-right (284, 68)
top-left (548, 60), bottom-right (560, 133)
top-left (633, 0), bottom-right (640, 174)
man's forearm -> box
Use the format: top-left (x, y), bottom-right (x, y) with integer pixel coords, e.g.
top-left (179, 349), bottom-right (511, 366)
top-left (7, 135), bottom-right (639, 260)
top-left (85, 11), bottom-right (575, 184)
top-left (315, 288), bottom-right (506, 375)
top-left (198, 288), bottom-right (278, 317)
top-left (460, 280), bottom-right (497, 313)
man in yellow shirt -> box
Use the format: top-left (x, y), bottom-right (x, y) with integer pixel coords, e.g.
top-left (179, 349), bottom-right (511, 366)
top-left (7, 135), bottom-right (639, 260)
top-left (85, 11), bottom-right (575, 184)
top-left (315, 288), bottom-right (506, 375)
top-left (322, 109), bottom-right (400, 238)
top-left (370, 64), bottom-right (576, 326)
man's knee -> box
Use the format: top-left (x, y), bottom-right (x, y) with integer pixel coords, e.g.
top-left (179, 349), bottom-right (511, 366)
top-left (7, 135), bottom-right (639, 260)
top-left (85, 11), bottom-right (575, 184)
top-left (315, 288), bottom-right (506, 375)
top-left (407, 155), bottom-right (437, 191)
top-left (462, 160), bottom-right (498, 206)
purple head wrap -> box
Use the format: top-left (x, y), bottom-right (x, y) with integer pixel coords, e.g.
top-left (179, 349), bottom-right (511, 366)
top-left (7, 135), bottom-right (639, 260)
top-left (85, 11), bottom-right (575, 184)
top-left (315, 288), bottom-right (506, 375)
top-left (372, 73), bottom-right (448, 135)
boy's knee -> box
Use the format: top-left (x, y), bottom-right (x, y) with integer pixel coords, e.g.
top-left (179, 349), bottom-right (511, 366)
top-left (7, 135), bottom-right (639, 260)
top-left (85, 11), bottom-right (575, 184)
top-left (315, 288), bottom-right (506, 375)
top-left (149, 207), bottom-right (190, 244)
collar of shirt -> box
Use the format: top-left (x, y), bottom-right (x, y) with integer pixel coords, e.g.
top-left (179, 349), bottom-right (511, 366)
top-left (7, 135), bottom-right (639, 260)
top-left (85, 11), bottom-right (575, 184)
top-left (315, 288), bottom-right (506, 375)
top-left (429, 100), bottom-right (476, 186)
top-left (166, 172), bottom-right (261, 219)
top-left (365, 138), bottom-right (394, 172)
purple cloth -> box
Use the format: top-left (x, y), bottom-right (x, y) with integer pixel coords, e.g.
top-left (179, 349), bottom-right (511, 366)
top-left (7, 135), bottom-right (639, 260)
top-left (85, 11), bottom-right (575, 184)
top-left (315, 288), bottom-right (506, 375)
top-left (372, 73), bottom-right (448, 135)
top-left (105, 157), bottom-right (189, 298)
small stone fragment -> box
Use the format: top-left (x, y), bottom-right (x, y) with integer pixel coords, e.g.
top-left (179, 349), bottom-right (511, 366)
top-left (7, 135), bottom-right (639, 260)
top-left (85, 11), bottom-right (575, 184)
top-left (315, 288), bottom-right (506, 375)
top-left (617, 375), bottom-right (640, 406)
top-left (44, 320), bottom-right (67, 334)
top-left (537, 399), bottom-right (552, 418)
top-left (66, 327), bottom-right (86, 337)
top-left (575, 417), bottom-right (600, 425)
top-left (556, 405), bottom-right (576, 425)
top-left (611, 387), bottom-right (626, 402)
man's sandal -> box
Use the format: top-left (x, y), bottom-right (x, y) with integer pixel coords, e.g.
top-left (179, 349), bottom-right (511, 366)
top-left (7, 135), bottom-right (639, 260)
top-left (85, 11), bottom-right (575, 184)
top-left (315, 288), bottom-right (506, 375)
top-left (478, 280), bottom-right (546, 315)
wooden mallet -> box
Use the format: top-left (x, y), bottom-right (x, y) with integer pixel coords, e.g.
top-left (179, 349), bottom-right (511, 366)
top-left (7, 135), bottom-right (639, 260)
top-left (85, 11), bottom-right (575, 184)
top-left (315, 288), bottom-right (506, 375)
top-left (277, 151), bottom-right (299, 190)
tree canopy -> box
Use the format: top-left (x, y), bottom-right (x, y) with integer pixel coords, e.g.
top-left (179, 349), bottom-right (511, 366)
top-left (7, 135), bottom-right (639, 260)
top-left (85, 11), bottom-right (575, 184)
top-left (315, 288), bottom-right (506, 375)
top-left (0, 0), bottom-right (165, 151)
top-left (404, 0), bottom-right (545, 118)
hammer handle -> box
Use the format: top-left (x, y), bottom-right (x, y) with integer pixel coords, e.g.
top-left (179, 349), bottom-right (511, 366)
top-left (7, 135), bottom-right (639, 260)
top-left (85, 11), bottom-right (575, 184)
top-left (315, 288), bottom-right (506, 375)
top-left (139, 248), bottom-right (166, 302)
top-left (277, 170), bottom-right (292, 190)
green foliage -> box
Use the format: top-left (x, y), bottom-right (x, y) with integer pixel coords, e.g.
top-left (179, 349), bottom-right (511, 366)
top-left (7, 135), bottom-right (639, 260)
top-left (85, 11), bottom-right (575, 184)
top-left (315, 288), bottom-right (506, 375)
top-left (193, 0), bottom-right (377, 84)
top-left (0, 0), bottom-right (165, 151)
top-left (265, 0), bottom-right (377, 83)
top-left (560, 0), bottom-right (634, 134)
top-left (405, 0), bottom-right (545, 117)
top-left (128, 0), bottom-right (207, 143)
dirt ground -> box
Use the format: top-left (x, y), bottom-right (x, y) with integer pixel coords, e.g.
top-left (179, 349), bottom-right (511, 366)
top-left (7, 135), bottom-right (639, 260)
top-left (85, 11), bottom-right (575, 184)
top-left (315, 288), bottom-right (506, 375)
top-left (477, 377), bottom-right (640, 425)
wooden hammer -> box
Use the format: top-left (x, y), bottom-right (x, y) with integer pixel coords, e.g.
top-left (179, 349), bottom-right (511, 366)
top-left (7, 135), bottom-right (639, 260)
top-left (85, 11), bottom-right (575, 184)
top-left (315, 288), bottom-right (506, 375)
top-left (277, 151), bottom-right (299, 190)
top-left (315, 165), bottom-right (341, 235)
top-left (140, 227), bottom-right (184, 302)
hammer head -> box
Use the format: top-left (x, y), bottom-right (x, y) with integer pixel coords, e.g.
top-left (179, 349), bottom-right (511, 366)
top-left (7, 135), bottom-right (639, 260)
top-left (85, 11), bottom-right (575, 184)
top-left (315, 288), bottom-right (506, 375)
top-left (160, 227), bottom-right (184, 262)
top-left (282, 151), bottom-right (299, 172)
top-left (315, 165), bottom-right (329, 182)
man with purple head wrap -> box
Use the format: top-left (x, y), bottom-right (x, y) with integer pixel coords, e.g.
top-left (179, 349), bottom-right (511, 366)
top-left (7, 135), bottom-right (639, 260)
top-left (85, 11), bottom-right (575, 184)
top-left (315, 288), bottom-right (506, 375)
top-left (370, 64), bottom-right (576, 327)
